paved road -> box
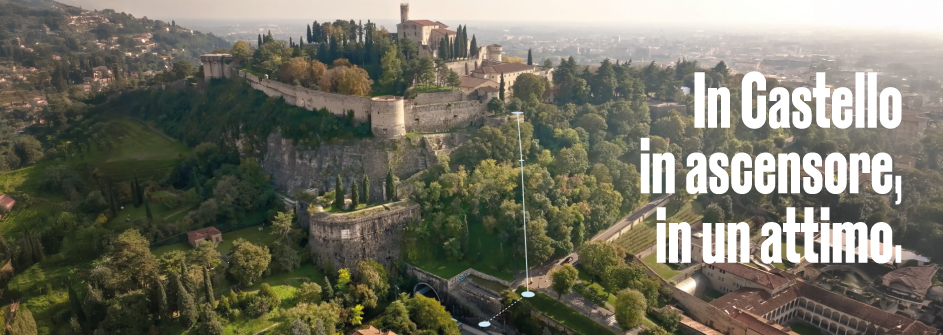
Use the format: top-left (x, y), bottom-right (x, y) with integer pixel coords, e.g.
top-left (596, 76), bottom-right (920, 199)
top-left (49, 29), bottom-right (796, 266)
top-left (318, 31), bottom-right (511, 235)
top-left (592, 194), bottom-right (672, 243)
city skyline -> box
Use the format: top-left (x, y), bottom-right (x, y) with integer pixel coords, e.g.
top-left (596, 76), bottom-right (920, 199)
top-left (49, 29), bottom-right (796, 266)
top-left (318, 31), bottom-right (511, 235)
top-left (58, 0), bottom-right (943, 32)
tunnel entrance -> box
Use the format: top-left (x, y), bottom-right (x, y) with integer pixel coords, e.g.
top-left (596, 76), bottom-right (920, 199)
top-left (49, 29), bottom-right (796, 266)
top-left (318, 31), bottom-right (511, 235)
top-left (413, 282), bottom-right (441, 301)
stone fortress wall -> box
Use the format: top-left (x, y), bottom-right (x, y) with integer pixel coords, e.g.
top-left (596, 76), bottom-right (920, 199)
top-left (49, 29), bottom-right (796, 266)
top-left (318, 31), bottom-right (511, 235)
top-left (300, 200), bottom-right (420, 270)
top-left (202, 55), bottom-right (488, 139)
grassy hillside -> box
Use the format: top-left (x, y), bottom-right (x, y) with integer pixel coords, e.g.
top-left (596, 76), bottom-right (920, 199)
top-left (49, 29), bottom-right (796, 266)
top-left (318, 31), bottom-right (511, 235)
top-left (0, 118), bottom-right (188, 238)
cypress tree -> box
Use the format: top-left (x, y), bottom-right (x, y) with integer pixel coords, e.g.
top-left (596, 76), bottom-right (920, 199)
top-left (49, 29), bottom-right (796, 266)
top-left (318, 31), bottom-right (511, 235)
top-left (144, 194), bottom-right (153, 220)
top-left (131, 177), bottom-right (140, 207)
top-left (83, 284), bottom-right (105, 330)
top-left (361, 175), bottom-right (370, 205)
top-left (334, 175), bottom-right (344, 210)
top-left (258, 34), bottom-right (263, 47)
top-left (322, 277), bottom-right (334, 301)
top-left (299, 36), bottom-right (304, 48)
top-left (527, 48), bottom-right (533, 65)
top-left (68, 284), bottom-right (86, 324)
top-left (181, 261), bottom-right (197, 295)
top-left (306, 24), bottom-right (312, 43)
top-left (289, 37), bottom-right (293, 48)
top-left (470, 35), bottom-right (477, 57)
top-left (176, 275), bottom-right (197, 327)
top-left (499, 73), bottom-right (506, 101)
top-left (350, 181), bottom-right (359, 211)
top-left (156, 279), bottom-right (170, 322)
top-left (199, 304), bottom-right (224, 335)
top-left (203, 266), bottom-right (215, 305)
top-left (385, 169), bottom-right (396, 201)
top-left (438, 37), bottom-right (447, 60)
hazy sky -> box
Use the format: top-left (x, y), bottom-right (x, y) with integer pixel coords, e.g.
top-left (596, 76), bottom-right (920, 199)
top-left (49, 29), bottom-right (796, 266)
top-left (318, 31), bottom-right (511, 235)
top-left (58, 0), bottom-right (943, 31)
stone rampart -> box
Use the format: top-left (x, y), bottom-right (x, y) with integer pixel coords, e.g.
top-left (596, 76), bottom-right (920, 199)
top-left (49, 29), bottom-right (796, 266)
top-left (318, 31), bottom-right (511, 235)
top-left (413, 90), bottom-right (464, 105)
top-left (303, 201), bottom-right (420, 270)
top-left (405, 100), bottom-right (486, 133)
top-left (262, 132), bottom-right (460, 201)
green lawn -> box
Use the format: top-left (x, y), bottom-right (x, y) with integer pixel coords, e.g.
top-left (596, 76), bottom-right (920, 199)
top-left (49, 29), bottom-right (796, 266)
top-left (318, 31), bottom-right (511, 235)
top-left (643, 253), bottom-right (680, 280)
top-left (516, 288), bottom-right (616, 335)
top-left (790, 322), bottom-right (823, 335)
top-left (0, 118), bottom-right (189, 241)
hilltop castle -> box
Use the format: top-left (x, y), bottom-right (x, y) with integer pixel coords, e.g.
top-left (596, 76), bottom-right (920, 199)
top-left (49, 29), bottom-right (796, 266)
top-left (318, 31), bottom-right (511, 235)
top-left (200, 3), bottom-right (552, 139)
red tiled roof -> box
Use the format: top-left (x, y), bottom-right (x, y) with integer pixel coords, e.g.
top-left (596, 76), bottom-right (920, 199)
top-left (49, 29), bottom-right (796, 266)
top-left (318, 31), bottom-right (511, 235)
top-left (710, 263), bottom-right (792, 290)
top-left (407, 20), bottom-right (445, 27)
top-left (351, 326), bottom-right (397, 335)
top-left (732, 311), bottom-right (791, 335)
top-left (186, 227), bottom-right (221, 242)
top-left (431, 28), bottom-right (456, 35)
top-left (0, 195), bottom-right (14, 211)
top-left (711, 281), bottom-right (938, 335)
top-left (472, 62), bottom-right (536, 75)
top-left (883, 265), bottom-right (938, 296)
top-left (459, 76), bottom-right (497, 89)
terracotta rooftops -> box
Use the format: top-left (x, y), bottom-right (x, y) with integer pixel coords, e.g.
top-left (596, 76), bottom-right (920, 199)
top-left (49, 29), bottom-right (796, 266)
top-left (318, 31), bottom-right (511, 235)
top-left (186, 226), bottom-right (221, 241)
top-left (710, 281), bottom-right (937, 335)
top-left (406, 20), bottom-right (445, 27)
top-left (432, 28), bottom-right (456, 35)
top-left (883, 264), bottom-right (939, 296)
top-left (472, 62), bottom-right (536, 75)
top-left (710, 262), bottom-right (792, 290)
top-left (0, 194), bottom-right (14, 211)
top-left (351, 326), bottom-right (397, 335)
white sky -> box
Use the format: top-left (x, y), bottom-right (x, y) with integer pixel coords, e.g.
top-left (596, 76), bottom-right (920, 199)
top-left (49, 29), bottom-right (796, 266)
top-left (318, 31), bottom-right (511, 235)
top-left (58, 0), bottom-right (943, 31)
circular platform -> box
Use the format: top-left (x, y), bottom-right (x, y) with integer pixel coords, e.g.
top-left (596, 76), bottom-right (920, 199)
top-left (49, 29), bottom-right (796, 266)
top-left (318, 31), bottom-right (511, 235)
top-left (478, 321), bottom-right (491, 328)
top-left (521, 291), bottom-right (535, 298)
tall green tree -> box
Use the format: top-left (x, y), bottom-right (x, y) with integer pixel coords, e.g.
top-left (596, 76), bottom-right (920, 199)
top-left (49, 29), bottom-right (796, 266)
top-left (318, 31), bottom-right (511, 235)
top-left (68, 284), bottom-right (86, 325)
top-left (385, 169), bottom-right (396, 201)
top-left (203, 266), bottom-right (215, 305)
top-left (144, 194), bottom-right (153, 220)
top-left (499, 73), bottom-right (506, 101)
top-left (527, 48), bottom-right (533, 65)
top-left (176, 275), bottom-right (198, 328)
top-left (199, 304), bottom-right (224, 335)
top-left (469, 35), bottom-right (477, 57)
top-left (362, 175), bottom-right (370, 205)
top-left (334, 175), bottom-right (344, 209)
top-left (350, 181), bottom-right (360, 210)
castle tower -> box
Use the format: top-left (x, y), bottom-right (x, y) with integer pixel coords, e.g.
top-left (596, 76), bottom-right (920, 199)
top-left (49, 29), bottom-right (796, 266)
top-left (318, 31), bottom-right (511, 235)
top-left (486, 44), bottom-right (503, 62)
top-left (370, 96), bottom-right (406, 138)
top-left (400, 3), bottom-right (409, 23)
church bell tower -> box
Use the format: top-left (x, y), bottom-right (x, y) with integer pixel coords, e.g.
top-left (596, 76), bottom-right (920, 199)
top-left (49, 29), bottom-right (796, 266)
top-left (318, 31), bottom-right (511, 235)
top-left (400, 3), bottom-right (409, 23)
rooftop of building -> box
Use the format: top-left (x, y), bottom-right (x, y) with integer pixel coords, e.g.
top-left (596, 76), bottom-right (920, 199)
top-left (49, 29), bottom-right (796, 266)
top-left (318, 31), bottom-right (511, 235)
top-left (351, 326), bottom-right (397, 335)
top-left (472, 62), bottom-right (536, 75)
top-left (709, 276), bottom-right (938, 335)
top-left (708, 262), bottom-right (792, 290)
top-left (404, 19), bottom-right (446, 27)
top-left (186, 226), bottom-right (221, 240)
top-left (883, 264), bottom-right (939, 296)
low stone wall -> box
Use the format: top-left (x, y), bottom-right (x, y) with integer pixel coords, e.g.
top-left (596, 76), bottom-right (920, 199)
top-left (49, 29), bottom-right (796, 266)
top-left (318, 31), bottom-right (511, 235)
top-left (305, 201), bottom-right (420, 270)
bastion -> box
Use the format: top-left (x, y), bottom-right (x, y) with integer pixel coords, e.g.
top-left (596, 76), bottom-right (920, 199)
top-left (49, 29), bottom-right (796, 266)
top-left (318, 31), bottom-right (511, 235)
top-left (299, 200), bottom-right (420, 270)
